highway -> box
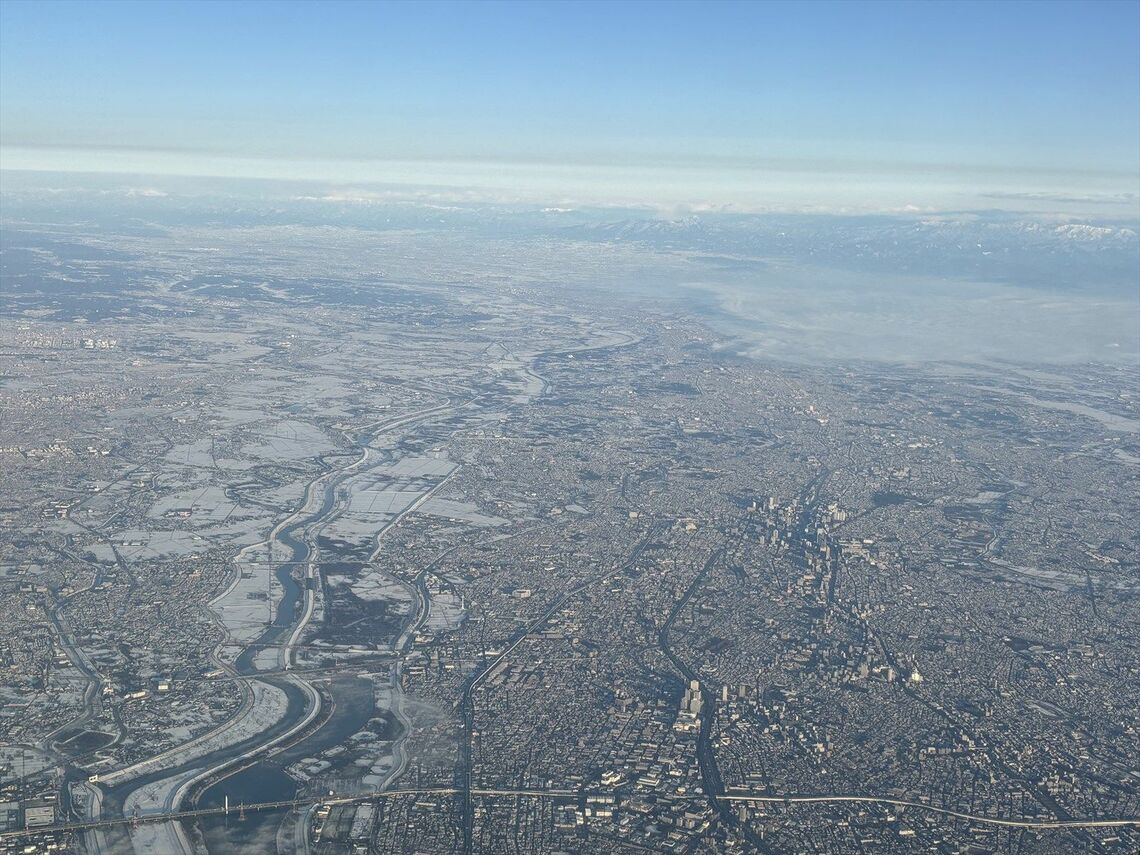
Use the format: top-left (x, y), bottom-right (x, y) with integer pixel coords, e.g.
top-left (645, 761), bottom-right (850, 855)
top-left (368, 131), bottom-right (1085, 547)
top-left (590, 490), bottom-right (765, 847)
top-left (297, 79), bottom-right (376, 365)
top-left (9, 785), bottom-right (1137, 842)
top-left (719, 791), bottom-right (1140, 830)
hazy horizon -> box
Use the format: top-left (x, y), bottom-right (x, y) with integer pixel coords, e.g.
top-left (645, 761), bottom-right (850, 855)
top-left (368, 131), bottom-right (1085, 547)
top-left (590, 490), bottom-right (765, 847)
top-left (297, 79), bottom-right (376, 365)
top-left (4, 0), bottom-right (1139, 215)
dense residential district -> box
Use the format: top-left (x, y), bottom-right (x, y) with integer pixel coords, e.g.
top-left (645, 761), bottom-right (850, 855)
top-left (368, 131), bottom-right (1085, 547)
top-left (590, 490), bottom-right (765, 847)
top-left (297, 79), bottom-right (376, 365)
top-left (1, 216), bottom-right (1138, 855)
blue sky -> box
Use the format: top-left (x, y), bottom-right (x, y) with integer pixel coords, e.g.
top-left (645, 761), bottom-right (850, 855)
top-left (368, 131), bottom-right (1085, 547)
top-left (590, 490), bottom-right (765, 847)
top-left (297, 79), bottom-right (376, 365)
top-left (1, 0), bottom-right (1138, 209)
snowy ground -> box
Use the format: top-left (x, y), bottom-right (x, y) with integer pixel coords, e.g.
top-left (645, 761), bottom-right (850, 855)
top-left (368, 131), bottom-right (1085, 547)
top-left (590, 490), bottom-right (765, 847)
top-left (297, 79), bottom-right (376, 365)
top-left (100, 680), bottom-right (288, 788)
